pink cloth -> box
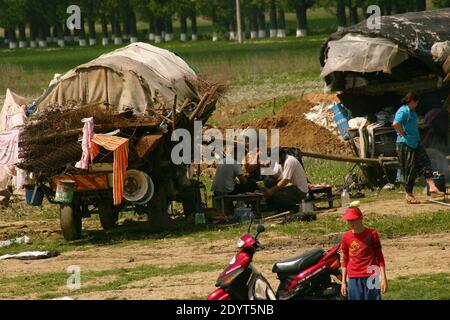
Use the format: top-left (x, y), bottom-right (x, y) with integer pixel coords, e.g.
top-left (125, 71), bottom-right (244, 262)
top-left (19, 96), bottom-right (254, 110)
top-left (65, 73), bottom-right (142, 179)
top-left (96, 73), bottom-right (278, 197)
top-left (75, 117), bottom-right (94, 170)
top-left (0, 129), bottom-right (21, 166)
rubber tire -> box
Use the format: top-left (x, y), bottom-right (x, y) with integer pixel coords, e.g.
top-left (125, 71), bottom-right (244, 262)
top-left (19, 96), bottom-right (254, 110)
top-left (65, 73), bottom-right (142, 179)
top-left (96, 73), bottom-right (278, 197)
top-left (60, 205), bottom-right (82, 241)
top-left (98, 202), bottom-right (119, 231)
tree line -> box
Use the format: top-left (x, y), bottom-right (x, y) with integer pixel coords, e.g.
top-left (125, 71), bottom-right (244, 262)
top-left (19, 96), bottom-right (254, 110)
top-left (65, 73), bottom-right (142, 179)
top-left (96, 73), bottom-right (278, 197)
top-left (0, 0), bottom-right (449, 49)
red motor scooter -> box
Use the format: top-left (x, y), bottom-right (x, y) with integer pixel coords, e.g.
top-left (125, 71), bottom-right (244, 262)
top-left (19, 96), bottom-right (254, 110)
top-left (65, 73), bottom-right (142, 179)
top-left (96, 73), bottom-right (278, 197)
top-left (207, 223), bottom-right (343, 300)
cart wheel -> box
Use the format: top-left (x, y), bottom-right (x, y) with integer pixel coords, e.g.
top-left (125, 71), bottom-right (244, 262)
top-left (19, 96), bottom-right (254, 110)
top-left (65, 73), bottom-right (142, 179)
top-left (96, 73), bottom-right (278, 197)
top-left (60, 205), bottom-right (82, 241)
top-left (98, 202), bottom-right (119, 230)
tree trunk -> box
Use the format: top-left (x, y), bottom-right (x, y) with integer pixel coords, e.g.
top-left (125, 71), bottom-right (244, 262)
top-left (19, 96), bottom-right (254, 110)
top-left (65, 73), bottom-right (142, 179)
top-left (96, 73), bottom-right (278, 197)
top-left (180, 14), bottom-right (188, 41)
top-left (393, 0), bottom-right (407, 14)
top-left (416, 0), bottom-right (426, 11)
top-left (88, 17), bottom-right (96, 46)
top-left (337, 0), bottom-right (347, 31)
top-left (277, 8), bottom-right (286, 38)
top-left (269, 0), bottom-right (277, 38)
top-left (348, 0), bottom-right (358, 25)
top-left (129, 10), bottom-right (138, 43)
top-left (154, 17), bottom-right (163, 43)
top-left (101, 16), bottom-right (109, 45)
top-left (190, 11), bottom-right (198, 41)
top-left (250, 8), bottom-right (258, 39)
top-left (38, 22), bottom-right (47, 47)
top-left (123, 14), bottom-right (130, 41)
top-left (30, 22), bottom-right (38, 48)
top-left (257, 7), bottom-right (266, 38)
top-left (64, 23), bottom-right (72, 42)
top-left (295, 1), bottom-right (308, 37)
top-left (8, 26), bottom-right (17, 49)
top-left (148, 18), bottom-right (155, 41)
top-left (79, 15), bottom-right (87, 46)
top-left (113, 15), bottom-right (123, 45)
top-left (164, 17), bottom-right (173, 42)
top-left (55, 23), bottom-right (64, 47)
top-left (384, 0), bottom-right (393, 15)
top-left (18, 23), bottom-right (27, 48)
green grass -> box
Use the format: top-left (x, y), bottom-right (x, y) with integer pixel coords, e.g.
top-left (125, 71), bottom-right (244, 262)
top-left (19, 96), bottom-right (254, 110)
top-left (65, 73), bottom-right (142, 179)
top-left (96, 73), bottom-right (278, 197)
top-left (2, 205), bottom-right (448, 258)
top-left (0, 10), bottom-right (334, 100)
top-left (384, 273), bottom-right (450, 300)
top-left (0, 263), bottom-right (221, 299)
top-left (0, 36), bottom-right (324, 100)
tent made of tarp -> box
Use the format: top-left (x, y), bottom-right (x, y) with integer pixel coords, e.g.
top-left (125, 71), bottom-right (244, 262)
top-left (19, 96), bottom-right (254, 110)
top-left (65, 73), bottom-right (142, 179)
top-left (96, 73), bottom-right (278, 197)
top-left (320, 8), bottom-right (450, 85)
top-left (36, 43), bottom-right (200, 115)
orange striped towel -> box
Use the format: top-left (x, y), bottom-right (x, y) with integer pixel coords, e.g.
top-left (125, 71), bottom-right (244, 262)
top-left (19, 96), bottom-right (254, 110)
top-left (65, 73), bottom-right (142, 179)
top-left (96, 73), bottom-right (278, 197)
top-left (91, 134), bottom-right (129, 206)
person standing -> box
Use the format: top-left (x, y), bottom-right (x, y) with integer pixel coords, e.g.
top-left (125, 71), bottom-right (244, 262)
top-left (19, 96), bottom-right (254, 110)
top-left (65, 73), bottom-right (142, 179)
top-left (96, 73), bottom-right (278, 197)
top-left (392, 92), bottom-right (444, 204)
top-left (341, 204), bottom-right (388, 300)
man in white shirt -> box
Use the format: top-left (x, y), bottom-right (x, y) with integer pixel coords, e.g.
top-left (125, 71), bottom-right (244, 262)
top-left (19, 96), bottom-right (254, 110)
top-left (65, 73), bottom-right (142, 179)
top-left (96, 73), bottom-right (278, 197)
top-left (264, 149), bottom-right (308, 212)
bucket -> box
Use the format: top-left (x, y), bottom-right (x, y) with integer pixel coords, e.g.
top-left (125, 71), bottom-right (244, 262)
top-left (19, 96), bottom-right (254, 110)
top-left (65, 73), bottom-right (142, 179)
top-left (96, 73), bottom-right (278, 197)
top-left (25, 186), bottom-right (45, 206)
top-left (54, 180), bottom-right (75, 203)
top-left (123, 170), bottom-right (155, 205)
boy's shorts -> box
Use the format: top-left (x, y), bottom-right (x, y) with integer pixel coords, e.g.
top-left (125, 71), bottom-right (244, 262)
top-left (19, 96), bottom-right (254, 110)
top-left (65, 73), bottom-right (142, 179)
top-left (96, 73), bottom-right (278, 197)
top-left (348, 277), bottom-right (381, 300)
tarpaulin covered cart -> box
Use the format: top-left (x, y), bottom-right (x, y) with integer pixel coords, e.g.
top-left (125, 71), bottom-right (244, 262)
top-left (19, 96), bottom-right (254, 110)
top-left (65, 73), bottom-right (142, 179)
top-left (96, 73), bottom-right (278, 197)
top-left (19, 43), bottom-right (223, 240)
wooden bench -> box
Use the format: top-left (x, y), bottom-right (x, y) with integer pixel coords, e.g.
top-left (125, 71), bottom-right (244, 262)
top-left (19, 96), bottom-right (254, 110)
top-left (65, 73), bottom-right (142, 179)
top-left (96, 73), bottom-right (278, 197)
top-left (307, 186), bottom-right (335, 209)
top-left (214, 193), bottom-right (264, 217)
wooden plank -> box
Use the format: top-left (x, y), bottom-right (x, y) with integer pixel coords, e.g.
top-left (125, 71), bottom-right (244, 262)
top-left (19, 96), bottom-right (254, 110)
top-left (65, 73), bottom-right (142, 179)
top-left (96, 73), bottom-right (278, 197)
top-left (300, 151), bottom-right (397, 166)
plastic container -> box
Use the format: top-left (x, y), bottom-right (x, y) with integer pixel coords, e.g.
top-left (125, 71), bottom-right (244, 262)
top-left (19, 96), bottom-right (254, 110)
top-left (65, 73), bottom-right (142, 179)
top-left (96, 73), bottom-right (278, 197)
top-left (331, 103), bottom-right (350, 141)
top-left (54, 180), bottom-right (75, 204)
top-left (25, 186), bottom-right (45, 206)
top-left (195, 212), bottom-right (206, 225)
top-left (341, 189), bottom-right (350, 209)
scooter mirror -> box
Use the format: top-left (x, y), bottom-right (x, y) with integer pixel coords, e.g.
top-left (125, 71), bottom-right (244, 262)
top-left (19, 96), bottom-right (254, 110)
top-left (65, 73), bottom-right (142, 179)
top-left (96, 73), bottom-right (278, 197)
top-left (256, 224), bottom-right (266, 234)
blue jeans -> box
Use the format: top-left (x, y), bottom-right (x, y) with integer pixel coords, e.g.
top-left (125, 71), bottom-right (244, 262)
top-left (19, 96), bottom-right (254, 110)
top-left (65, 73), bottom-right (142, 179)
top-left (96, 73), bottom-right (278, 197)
top-left (348, 277), bottom-right (381, 300)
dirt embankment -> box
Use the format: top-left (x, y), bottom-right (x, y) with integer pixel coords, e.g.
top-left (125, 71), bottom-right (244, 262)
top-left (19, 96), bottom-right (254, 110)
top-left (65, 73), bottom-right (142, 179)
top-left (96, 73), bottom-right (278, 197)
top-left (245, 98), bottom-right (353, 156)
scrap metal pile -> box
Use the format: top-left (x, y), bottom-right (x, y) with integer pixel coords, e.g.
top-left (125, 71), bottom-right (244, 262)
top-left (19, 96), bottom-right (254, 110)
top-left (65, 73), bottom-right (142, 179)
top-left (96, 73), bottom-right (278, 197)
top-left (18, 43), bottom-right (225, 175)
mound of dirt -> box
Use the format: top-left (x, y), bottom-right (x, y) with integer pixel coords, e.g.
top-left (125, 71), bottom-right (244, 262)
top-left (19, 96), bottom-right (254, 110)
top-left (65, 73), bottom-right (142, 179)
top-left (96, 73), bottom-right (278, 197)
top-left (246, 100), bottom-right (352, 156)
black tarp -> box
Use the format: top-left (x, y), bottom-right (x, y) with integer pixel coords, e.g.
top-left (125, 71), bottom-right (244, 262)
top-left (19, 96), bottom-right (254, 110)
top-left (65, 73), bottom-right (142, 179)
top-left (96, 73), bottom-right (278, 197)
top-left (320, 8), bottom-right (450, 78)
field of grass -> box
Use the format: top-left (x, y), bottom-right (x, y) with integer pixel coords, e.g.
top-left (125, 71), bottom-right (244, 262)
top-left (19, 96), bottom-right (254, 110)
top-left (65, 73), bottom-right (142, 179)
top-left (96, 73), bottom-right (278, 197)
top-left (0, 10), bottom-right (334, 101)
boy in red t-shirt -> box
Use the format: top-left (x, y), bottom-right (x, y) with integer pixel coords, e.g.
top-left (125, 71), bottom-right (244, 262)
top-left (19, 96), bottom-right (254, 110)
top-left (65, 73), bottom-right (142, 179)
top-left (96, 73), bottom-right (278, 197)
top-left (341, 204), bottom-right (388, 300)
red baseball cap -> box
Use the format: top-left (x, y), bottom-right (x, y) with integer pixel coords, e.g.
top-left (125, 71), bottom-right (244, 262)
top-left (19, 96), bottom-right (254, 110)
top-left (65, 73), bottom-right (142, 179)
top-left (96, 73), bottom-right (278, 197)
top-left (343, 207), bottom-right (363, 221)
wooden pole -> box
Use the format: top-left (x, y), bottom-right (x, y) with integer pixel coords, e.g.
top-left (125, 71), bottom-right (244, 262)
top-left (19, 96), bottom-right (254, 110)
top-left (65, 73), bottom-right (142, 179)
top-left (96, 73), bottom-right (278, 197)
top-left (172, 94), bottom-right (177, 131)
top-left (299, 151), bottom-right (397, 166)
top-left (428, 199), bottom-right (450, 207)
top-left (236, 0), bottom-right (243, 44)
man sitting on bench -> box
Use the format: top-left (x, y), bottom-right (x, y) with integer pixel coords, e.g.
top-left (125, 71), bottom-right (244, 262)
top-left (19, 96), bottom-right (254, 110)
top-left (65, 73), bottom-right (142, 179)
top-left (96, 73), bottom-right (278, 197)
top-left (264, 149), bottom-right (308, 212)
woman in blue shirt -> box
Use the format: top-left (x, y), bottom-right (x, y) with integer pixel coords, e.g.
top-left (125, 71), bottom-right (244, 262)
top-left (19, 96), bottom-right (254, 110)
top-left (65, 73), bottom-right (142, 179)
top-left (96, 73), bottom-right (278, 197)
top-left (393, 92), bottom-right (444, 204)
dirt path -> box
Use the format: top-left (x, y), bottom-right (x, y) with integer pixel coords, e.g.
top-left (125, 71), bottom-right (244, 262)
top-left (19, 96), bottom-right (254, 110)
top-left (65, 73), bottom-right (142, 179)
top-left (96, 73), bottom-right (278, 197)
top-left (1, 230), bottom-right (449, 299)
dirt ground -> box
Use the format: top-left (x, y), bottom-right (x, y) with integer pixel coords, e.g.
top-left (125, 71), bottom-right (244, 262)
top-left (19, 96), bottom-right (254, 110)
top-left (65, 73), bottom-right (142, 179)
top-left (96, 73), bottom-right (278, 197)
top-left (245, 98), bottom-right (353, 155)
top-left (0, 197), bottom-right (449, 300)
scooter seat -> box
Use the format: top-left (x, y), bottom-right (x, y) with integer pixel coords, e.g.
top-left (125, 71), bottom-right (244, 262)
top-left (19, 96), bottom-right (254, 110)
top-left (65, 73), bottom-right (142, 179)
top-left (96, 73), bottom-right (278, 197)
top-left (272, 248), bottom-right (325, 274)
